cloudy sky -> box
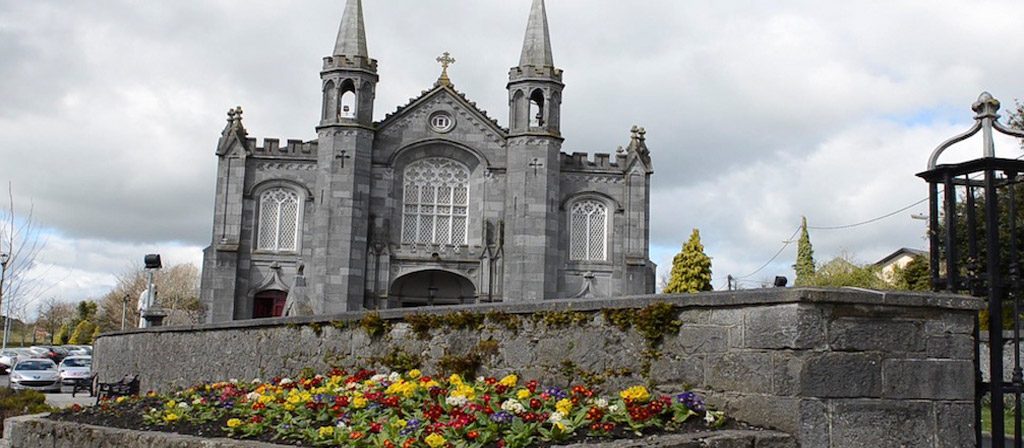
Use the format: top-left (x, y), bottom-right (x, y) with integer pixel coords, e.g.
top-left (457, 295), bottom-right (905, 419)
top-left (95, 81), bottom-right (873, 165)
top-left (2, 0), bottom-right (1023, 313)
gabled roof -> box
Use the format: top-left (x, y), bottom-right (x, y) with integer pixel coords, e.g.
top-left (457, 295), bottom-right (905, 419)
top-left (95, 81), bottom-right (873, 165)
top-left (873, 248), bottom-right (928, 267)
top-left (376, 82), bottom-right (508, 136)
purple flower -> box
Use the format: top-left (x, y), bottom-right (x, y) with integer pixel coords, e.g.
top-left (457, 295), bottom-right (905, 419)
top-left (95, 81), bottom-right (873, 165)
top-left (676, 392), bottom-right (705, 412)
top-left (491, 411), bottom-right (514, 423)
top-left (545, 387), bottom-right (568, 400)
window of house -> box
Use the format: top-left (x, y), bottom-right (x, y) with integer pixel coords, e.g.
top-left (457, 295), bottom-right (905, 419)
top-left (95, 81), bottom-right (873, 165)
top-left (257, 188), bottom-right (300, 252)
top-left (402, 158), bottom-right (470, 245)
top-left (570, 200), bottom-right (607, 261)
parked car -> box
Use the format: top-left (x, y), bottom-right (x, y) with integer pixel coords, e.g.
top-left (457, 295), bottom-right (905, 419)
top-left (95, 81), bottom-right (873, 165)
top-left (63, 345), bottom-right (92, 356)
top-left (57, 356), bottom-right (92, 386)
top-left (28, 346), bottom-right (65, 364)
top-left (9, 359), bottom-right (61, 392)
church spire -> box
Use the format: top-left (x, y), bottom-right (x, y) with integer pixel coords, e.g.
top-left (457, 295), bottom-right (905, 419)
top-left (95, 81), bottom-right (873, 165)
top-left (519, 0), bottom-right (554, 67)
top-left (333, 0), bottom-right (368, 57)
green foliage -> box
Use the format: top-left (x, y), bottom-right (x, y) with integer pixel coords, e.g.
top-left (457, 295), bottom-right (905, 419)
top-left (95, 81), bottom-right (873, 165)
top-left (76, 301), bottom-right (98, 324)
top-left (794, 217), bottom-right (816, 286)
top-left (370, 347), bottom-right (422, 373)
top-left (0, 389), bottom-right (52, 427)
top-left (1010, 99), bottom-right (1024, 150)
top-left (534, 310), bottom-right (590, 328)
top-left (893, 255), bottom-right (930, 291)
top-left (801, 256), bottom-right (888, 289)
top-left (53, 323), bottom-right (71, 345)
top-left (359, 312), bottom-right (391, 339)
top-left (484, 311), bottom-right (522, 332)
top-left (68, 320), bottom-right (96, 345)
top-left (436, 339), bottom-right (501, 378)
top-left (664, 229), bottom-right (713, 294)
top-left (602, 302), bottom-right (682, 348)
top-left (91, 324), bottom-right (102, 342)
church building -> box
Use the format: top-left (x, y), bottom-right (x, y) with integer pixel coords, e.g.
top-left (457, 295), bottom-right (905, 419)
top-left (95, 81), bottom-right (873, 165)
top-left (200, 0), bottom-right (656, 322)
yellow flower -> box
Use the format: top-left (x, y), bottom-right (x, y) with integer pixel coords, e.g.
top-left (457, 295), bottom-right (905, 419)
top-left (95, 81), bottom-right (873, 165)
top-left (115, 396), bottom-right (128, 404)
top-left (554, 421), bottom-right (567, 431)
top-left (353, 397), bottom-right (368, 409)
top-left (318, 426), bottom-right (335, 438)
top-left (556, 398), bottom-right (572, 415)
top-left (451, 384), bottom-right (476, 400)
top-left (283, 404), bottom-right (295, 411)
top-left (498, 374), bottom-right (518, 387)
top-left (226, 418), bottom-right (242, 428)
top-left (407, 369), bottom-right (422, 379)
top-left (163, 412), bottom-right (180, 423)
top-left (164, 400), bottom-right (177, 409)
top-left (619, 385), bottom-right (650, 402)
top-left (448, 374), bottom-right (464, 386)
top-left (425, 433), bottom-right (447, 448)
top-left (516, 389), bottom-right (531, 400)
top-left (258, 394), bottom-right (274, 404)
top-left (393, 419), bottom-right (408, 429)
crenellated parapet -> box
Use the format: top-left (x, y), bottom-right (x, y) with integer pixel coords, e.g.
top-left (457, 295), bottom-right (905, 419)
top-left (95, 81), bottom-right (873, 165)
top-left (248, 138), bottom-right (318, 159)
top-left (560, 151), bottom-right (628, 172)
top-left (322, 55), bottom-right (378, 74)
top-left (508, 66), bottom-right (563, 84)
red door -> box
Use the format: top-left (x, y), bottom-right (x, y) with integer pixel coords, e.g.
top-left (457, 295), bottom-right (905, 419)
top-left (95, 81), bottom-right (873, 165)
top-left (253, 290), bottom-right (287, 319)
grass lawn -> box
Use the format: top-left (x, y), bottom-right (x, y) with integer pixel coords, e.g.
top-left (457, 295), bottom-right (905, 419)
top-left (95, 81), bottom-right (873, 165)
top-left (983, 404), bottom-right (1018, 436)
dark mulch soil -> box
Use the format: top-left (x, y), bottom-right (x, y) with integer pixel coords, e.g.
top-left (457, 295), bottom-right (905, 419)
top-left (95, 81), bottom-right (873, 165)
top-left (50, 399), bottom-right (749, 447)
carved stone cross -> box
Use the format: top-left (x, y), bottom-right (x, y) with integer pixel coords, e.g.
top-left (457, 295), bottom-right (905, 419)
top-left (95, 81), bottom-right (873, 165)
top-left (529, 158), bottom-right (544, 176)
top-left (336, 150), bottom-right (352, 168)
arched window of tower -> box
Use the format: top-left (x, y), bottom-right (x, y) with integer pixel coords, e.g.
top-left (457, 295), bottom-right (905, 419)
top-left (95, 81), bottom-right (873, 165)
top-left (323, 81), bottom-right (337, 121)
top-left (338, 79), bottom-right (357, 119)
top-left (529, 89), bottom-right (545, 128)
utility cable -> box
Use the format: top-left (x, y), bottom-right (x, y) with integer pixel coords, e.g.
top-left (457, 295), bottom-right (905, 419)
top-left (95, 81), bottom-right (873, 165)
top-left (736, 226), bottom-right (801, 279)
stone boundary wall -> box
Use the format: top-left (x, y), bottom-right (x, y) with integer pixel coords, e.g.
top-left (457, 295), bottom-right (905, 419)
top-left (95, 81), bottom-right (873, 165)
top-left (94, 288), bottom-right (982, 447)
top-left (1, 414), bottom-right (794, 448)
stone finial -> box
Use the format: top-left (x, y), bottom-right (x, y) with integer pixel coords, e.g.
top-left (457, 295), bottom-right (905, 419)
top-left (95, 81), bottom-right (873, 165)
top-left (334, 0), bottom-right (369, 58)
top-left (436, 52), bottom-right (456, 87)
top-left (972, 91), bottom-right (1001, 119)
top-left (519, 0), bottom-right (554, 68)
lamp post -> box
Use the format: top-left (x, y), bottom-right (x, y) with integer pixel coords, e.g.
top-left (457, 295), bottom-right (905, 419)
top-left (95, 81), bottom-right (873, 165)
top-left (140, 254), bottom-right (166, 328)
top-left (120, 294), bottom-right (129, 331)
top-left (0, 252), bottom-right (8, 350)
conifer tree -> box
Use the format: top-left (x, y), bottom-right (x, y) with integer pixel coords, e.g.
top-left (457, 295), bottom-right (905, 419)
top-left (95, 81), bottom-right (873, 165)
top-left (53, 323), bottom-right (70, 345)
top-left (68, 320), bottom-right (95, 345)
top-left (90, 325), bottom-right (102, 344)
top-left (794, 217), bottom-right (816, 286)
top-left (664, 229), bottom-right (713, 293)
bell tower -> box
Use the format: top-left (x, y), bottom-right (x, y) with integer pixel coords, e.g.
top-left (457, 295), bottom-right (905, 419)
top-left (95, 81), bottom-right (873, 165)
top-left (504, 0), bottom-right (565, 301)
top-left (311, 0), bottom-right (378, 312)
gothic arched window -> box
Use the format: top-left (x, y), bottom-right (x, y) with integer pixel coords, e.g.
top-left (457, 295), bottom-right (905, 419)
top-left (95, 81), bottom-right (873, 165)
top-left (570, 200), bottom-right (607, 261)
top-left (257, 188), bottom-right (300, 252)
top-left (402, 158), bottom-right (470, 245)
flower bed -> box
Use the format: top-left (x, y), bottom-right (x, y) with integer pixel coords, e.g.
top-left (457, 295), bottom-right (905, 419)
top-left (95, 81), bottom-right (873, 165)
top-left (52, 368), bottom-right (729, 448)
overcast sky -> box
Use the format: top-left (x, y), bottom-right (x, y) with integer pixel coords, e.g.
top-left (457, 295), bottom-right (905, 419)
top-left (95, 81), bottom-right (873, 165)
top-left (2, 0), bottom-right (1023, 312)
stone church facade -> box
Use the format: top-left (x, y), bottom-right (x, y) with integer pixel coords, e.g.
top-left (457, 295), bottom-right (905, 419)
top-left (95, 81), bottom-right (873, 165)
top-left (201, 0), bottom-right (655, 323)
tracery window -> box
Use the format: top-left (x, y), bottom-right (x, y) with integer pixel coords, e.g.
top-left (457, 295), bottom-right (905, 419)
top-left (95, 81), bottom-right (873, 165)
top-left (257, 188), bottom-right (300, 252)
top-left (570, 200), bottom-right (607, 261)
top-left (402, 158), bottom-right (470, 245)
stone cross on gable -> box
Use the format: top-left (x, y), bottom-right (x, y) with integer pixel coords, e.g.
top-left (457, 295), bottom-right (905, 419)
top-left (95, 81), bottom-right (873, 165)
top-left (436, 52), bottom-right (456, 87)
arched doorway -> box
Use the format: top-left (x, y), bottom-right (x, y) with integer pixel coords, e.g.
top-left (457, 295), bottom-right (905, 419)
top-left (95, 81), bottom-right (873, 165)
top-left (390, 270), bottom-right (476, 308)
top-left (253, 290), bottom-right (287, 318)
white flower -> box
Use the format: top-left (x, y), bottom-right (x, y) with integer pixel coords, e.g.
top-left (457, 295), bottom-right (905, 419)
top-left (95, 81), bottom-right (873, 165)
top-left (280, 378), bottom-right (293, 385)
top-left (476, 376), bottom-right (485, 383)
top-left (501, 399), bottom-right (526, 413)
top-left (336, 421), bottom-right (348, 429)
top-left (371, 374), bottom-right (389, 383)
top-left (251, 378), bottom-right (262, 384)
top-left (388, 372), bottom-right (401, 382)
top-left (177, 402), bottom-right (190, 410)
top-left (547, 412), bottom-right (566, 424)
top-left (608, 404), bottom-right (620, 413)
top-left (446, 395), bottom-right (469, 407)
top-left (229, 378), bottom-right (238, 383)
top-left (246, 392), bottom-right (260, 401)
top-left (593, 398), bottom-right (608, 409)
top-left (705, 411), bottom-right (722, 425)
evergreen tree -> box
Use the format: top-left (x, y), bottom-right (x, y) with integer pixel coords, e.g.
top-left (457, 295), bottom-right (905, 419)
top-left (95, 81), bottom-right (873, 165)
top-left (68, 320), bottom-right (95, 345)
top-left (90, 325), bottom-right (102, 344)
top-left (794, 217), bottom-right (815, 286)
top-left (53, 323), bottom-right (70, 345)
top-left (894, 255), bottom-right (930, 291)
top-left (664, 229), bottom-right (713, 293)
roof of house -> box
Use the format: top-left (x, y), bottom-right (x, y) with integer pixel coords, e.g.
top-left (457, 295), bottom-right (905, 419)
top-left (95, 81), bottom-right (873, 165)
top-left (873, 248), bottom-right (928, 267)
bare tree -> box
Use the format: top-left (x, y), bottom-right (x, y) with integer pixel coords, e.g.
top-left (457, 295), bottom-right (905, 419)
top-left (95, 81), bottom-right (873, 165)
top-left (0, 183), bottom-right (50, 346)
top-left (96, 262), bottom-right (204, 331)
top-left (35, 296), bottom-right (75, 343)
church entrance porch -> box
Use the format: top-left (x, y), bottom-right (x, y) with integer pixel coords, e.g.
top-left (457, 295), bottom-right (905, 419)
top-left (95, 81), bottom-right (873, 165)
top-left (253, 290), bottom-right (287, 318)
top-left (389, 270), bottom-right (476, 308)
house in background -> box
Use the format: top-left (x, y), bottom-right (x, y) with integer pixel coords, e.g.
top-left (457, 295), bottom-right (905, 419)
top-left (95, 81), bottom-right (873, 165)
top-left (873, 248), bottom-right (927, 284)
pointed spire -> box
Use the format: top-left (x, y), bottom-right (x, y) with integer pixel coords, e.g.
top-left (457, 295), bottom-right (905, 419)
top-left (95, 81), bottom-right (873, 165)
top-left (334, 0), bottom-right (368, 57)
top-left (519, 0), bottom-right (554, 67)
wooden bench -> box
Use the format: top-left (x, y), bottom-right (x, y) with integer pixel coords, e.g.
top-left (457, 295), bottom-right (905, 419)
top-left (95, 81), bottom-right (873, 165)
top-left (95, 375), bottom-right (139, 405)
top-left (70, 373), bottom-right (97, 398)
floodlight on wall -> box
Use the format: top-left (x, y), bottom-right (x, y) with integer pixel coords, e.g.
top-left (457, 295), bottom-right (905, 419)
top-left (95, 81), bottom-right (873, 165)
top-left (774, 276), bottom-right (788, 288)
top-left (144, 254), bottom-right (162, 270)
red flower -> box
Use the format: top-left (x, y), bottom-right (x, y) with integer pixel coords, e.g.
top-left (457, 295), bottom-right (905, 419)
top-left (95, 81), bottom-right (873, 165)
top-left (526, 380), bottom-right (539, 393)
top-left (529, 398), bottom-right (542, 410)
top-left (369, 422), bottom-right (383, 433)
top-left (467, 430), bottom-right (480, 440)
top-left (250, 415), bottom-right (264, 423)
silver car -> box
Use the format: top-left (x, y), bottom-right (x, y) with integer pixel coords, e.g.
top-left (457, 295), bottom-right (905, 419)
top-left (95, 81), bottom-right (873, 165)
top-left (58, 356), bottom-right (92, 386)
top-left (9, 359), bottom-right (61, 392)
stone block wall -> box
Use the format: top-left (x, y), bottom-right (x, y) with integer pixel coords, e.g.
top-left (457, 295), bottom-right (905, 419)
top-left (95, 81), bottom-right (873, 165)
top-left (95, 288), bottom-right (982, 447)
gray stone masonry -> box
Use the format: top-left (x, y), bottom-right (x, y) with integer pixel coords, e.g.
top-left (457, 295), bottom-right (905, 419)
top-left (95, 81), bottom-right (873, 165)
top-left (94, 288), bottom-right (983, 447)
top-left (1, 414), bottom-right (793, 448)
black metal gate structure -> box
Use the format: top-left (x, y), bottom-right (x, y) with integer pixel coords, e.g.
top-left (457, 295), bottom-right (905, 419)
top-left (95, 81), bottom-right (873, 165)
top-left (919, 92), bottom-right (1024, 447)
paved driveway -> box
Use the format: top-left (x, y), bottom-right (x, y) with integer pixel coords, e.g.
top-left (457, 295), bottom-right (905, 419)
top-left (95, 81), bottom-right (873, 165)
top-left (0, 374), bottom-right (95, 409)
